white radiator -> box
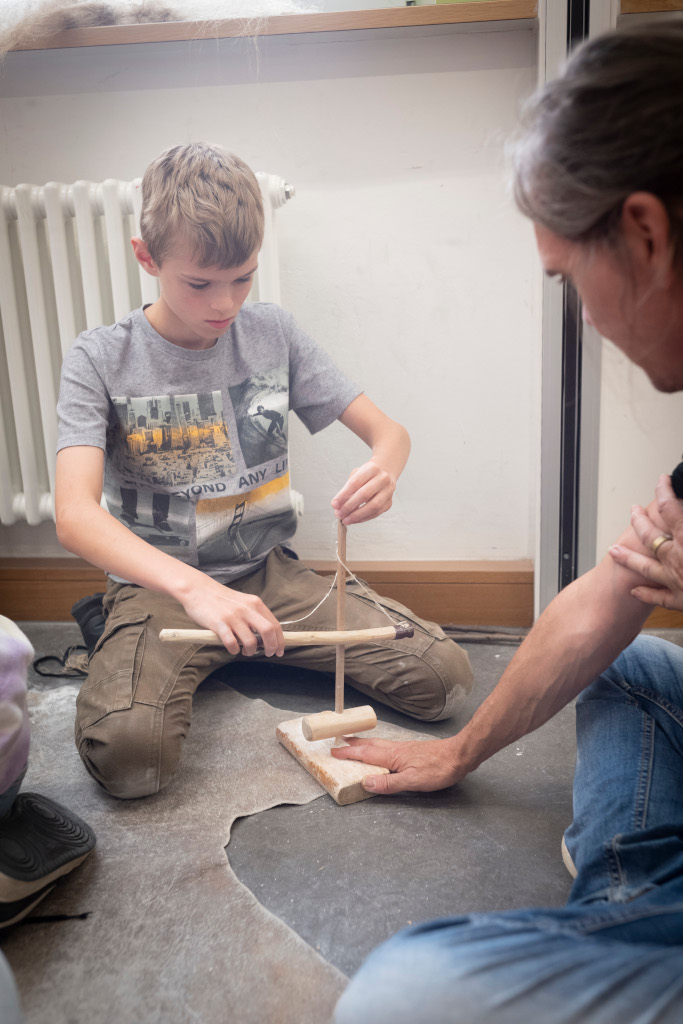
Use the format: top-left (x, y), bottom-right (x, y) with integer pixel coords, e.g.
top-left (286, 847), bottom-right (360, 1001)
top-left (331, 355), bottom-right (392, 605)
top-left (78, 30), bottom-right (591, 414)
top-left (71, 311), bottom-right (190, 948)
top-left (0, 172), bottom-right (294, 525)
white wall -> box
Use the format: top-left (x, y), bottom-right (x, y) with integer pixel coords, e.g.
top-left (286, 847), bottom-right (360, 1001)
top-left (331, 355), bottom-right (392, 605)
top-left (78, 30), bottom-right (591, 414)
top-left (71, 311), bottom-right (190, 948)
top-left (595, 340), bottom-right (683, 560)
top-left (0, 25), bottom-right (540, 562)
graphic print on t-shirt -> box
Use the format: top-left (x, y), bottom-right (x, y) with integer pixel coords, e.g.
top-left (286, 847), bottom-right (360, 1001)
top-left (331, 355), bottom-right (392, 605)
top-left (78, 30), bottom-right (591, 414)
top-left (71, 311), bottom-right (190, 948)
top-left (105, 391), bottom-right (236, 556)
top-left (104, 483), bottom-right (193, 556)
top-left (228, 368), bottom-right (288, 468)
top-left (110, 392), bottom-right (236, 487)
top-left (196, 472), bottom-right (296, 566)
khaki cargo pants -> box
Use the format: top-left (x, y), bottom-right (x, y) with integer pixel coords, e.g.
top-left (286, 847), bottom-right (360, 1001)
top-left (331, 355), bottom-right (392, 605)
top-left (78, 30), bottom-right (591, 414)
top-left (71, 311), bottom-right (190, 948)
top-left (75, 547), bottom-right (473, 799)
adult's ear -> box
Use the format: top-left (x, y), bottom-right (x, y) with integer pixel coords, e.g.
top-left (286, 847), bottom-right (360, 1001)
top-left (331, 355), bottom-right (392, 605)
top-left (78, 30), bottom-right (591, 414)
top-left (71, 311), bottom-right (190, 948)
top-left (130, 236), bottom-right (159, 277)
top-left (620, 192), bottom-right (675, 290)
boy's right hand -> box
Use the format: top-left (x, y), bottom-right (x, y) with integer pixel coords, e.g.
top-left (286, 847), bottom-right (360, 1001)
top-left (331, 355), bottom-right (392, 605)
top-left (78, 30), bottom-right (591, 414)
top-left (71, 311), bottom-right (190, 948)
top-left (180, 578), bottom-right (285, 657)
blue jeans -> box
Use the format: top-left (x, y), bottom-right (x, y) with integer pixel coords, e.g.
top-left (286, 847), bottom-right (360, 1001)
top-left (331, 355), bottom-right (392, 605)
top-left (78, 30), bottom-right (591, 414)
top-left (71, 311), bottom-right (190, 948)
top-left (334, 635), bottom-right (683, 1023)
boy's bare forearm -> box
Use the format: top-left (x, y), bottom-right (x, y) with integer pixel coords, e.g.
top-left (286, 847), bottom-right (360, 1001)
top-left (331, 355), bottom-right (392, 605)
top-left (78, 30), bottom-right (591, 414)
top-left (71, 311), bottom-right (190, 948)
top-left (57, 498), bottom-right (285, 656)
top-left (57, 498), bottom-right (203, 601)
top-left (368, 418), bottom-right (411, 482)
top-left (339, 395), bottom-right (410, 477)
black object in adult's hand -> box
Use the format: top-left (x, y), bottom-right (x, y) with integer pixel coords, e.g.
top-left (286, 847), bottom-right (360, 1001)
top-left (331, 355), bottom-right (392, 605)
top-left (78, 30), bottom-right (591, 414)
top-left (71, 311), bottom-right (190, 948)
top-left (671, 461), bottom-right (683, 500)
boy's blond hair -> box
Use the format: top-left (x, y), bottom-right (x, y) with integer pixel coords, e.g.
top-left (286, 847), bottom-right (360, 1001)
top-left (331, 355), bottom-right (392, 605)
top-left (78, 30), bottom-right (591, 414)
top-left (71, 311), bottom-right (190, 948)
top-left (139, 143), bottom-right (264, 268)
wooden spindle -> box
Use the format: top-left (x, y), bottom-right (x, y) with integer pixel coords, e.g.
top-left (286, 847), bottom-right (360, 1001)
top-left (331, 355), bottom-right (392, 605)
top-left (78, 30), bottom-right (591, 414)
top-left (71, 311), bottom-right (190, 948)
top-left (335, 520), bottom-right (347, 715)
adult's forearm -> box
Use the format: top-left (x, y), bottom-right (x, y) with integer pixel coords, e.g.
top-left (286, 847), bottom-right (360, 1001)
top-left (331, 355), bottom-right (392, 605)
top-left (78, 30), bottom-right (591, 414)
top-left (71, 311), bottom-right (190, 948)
top-left (333, 500), bottom-right (668, 795)
top-left (448, 557), bottom-right (651, 776)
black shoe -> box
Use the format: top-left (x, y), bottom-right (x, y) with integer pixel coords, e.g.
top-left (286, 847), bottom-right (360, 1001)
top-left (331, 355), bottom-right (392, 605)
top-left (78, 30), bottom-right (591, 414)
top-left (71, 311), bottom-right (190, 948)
top-left (71, 593), bottom-right (106, 657)
top-left (0, 793), bottom-right (96, 928)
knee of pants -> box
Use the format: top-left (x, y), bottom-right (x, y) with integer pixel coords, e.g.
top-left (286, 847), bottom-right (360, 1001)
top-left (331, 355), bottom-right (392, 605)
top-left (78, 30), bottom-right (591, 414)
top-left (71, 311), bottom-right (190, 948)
top-left (0, 950), bottom-right (22, 1024)
top-left (335, 913), bottom-right (683, 1024)
top-left (421, 639), bottom-right (473, 722)
top-left (77, 703), bottom-right (181, 800)
top-left (578, 634), bottom-right (683, 710)
top-left (334, 918), bottom-right (484, 1024)
top-left (378, 640), bottom-right (473, 723)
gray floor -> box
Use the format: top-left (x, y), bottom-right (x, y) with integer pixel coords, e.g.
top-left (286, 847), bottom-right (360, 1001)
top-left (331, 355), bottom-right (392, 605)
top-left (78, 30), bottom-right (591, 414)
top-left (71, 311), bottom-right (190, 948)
top-left (19, 620), bottom-right (580, 979)
top-left (224, 647), bottom-right (576, 975)
top-left (21, 623), bottom-right (683, 982)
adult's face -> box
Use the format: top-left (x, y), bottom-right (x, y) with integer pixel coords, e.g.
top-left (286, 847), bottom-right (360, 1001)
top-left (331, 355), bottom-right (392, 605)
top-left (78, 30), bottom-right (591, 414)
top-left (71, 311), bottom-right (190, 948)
top-left (534, 197), bottom-right (683, 392)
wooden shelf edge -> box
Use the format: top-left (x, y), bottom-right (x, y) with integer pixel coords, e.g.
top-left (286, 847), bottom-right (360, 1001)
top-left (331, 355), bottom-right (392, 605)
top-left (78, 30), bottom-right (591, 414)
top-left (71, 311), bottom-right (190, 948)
top-left (9, 2), bottom-right (538, 51)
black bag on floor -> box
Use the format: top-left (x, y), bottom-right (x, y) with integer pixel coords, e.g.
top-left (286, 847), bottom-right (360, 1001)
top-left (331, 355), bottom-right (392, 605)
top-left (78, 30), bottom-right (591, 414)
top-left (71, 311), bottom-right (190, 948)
top-left (70, 592), bottom-right (106, 657)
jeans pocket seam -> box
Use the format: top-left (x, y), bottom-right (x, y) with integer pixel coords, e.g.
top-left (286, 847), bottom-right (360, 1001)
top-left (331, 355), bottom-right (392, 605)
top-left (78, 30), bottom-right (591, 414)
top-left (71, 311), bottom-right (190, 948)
top-left (77, 618), bottom-right (150, 730)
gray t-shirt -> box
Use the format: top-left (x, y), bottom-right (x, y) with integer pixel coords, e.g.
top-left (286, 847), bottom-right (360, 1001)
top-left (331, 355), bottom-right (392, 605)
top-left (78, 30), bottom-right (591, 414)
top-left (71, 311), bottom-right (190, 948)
top-left (57, 303), bottom-right (360, 583)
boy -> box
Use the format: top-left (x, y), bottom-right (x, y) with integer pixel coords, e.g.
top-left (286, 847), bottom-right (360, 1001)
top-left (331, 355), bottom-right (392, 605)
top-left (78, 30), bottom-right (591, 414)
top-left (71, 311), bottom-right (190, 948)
top-left (55, 143), bottom-right (472, 799)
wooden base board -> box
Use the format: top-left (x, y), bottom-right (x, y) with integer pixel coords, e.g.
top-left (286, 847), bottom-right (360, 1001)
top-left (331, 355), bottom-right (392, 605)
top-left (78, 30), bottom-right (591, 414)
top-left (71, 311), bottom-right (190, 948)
top-left (0, 558), bottom-right (107, 622)
top-left (0, 556), bottom-right (680, 629)
top-left (308, 558), bottom-right (534, 627)
top-left (0, 556), bottom-right (535, 626)
top-left (276, 717), bottom-right (388, 805)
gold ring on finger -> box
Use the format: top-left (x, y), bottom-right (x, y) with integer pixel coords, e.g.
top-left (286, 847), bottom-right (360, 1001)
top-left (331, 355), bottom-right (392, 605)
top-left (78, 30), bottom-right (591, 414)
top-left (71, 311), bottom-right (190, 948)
top-left (651, 533), bottom-right (673, 558)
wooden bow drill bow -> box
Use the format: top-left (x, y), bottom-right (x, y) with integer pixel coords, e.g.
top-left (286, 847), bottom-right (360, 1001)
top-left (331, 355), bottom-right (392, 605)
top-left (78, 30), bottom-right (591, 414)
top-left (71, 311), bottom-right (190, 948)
top-left (160, 521), bottom-right (413, 803)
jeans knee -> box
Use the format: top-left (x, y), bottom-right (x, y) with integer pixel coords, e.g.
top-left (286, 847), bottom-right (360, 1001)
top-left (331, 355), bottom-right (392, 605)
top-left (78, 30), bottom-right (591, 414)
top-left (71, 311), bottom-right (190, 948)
top-left (579, 634), bottom-right (683, 709)
top-left (0, 949), bottom-right (22, 1024)
top-left (338, 910), bottom-right (683, 1024)
top-left (334, 929), bottom-right (428, 1024)
top-left (76, 704), bottom-right (175, 800)
top-left (334, 919), bottom-right (488, 1024)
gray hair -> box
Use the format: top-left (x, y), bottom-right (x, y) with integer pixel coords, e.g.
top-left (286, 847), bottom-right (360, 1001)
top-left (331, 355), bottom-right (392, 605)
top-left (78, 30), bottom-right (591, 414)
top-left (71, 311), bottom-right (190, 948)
top-left (511, 24), bottom-right (683, 263)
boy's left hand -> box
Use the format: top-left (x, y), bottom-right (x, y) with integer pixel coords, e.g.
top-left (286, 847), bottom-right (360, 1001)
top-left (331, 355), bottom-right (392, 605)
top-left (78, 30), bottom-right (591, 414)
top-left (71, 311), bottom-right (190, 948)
top-left (331, 460), bottom-right (396, 525)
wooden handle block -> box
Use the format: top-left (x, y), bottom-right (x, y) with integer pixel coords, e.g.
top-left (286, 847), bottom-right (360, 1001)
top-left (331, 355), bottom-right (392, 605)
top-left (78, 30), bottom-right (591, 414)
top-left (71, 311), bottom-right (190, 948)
top-left (158, 624), bottom-right (414, 647)
top-left (301, 705), bottom-right (377, 741)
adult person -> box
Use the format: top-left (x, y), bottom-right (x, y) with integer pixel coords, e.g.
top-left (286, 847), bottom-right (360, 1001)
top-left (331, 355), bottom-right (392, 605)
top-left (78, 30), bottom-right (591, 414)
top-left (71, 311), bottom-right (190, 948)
top-left (334, 23), bottom-right (683, 1023)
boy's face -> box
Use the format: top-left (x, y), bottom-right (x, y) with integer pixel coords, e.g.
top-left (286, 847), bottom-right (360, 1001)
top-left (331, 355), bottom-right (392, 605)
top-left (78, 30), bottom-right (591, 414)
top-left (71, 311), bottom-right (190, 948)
top-left (132, 239), bottom-right (258, 348)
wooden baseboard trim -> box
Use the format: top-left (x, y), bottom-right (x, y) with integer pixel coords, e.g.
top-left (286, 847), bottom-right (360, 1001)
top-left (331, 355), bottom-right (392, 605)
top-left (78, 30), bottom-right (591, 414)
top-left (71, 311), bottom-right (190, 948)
top-left (306, 558), bottom-right (534, 627)
top-left (643, 607), bottom-right (683, 629)
top-left (0, 559), bottom-right (108, 623)
top-left (1, 557), bottom-right (680, 630)
top-left (1, 556), bottom-right (535, 626)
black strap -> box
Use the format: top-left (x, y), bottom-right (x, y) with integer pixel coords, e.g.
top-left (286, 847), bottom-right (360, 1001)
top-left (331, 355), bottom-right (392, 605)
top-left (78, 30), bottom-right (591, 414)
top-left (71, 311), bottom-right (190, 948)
top-left (33, 645), bottom-right (88, 678)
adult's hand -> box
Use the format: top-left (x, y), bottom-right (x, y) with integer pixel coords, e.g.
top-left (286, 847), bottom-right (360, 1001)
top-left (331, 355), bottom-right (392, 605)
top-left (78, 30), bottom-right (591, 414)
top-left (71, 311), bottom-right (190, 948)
top-left (330, 735), bottom-right (464, 795)
top-left (608, 473), bottom-right (683, 611)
